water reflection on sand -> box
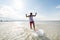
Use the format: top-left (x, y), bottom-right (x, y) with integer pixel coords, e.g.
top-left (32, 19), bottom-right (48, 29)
top-left (0, 21), bottom-right (60, 40)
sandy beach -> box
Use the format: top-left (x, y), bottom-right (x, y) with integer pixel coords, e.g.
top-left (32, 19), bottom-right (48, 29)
top-left (0, 21), bottom-right (60, 40)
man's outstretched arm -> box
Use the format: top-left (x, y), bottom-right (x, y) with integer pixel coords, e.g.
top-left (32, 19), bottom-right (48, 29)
top-left (26, 14), bottom-right (30, 17)
top-left (33, 13), bottom-right (37, 17)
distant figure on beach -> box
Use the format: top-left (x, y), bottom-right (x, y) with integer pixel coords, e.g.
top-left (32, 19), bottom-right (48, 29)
top-left (26, 12), bottom-right (37, 31)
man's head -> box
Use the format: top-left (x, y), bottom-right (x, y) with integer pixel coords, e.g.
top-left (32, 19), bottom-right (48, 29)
top-left (30, 12), bottom-right (32, 15)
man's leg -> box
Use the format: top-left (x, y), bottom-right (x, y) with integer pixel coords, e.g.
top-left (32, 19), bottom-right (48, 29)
top-left (30, 22), bottom-right (32, 29)
top-left (33, 22), bottom-right (35, 30)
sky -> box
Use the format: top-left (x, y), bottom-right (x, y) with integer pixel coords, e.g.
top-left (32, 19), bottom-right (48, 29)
top-left (0, 0), bottom-right (60, 21)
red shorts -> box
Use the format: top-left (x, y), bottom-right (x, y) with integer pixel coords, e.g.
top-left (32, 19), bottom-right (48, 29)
top-left (30, 21), bottom-right (34, 26)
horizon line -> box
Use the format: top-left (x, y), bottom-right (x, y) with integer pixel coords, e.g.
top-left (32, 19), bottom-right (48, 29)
top-left (0, 20), bottom-right (60, 22)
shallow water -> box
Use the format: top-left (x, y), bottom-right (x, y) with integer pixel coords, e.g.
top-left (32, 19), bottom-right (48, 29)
top-left (0, 21), bottom-right (60, 40)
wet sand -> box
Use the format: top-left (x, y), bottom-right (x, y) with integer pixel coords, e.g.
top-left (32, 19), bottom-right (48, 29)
top-left (0, 21), bottom-right (60, 40)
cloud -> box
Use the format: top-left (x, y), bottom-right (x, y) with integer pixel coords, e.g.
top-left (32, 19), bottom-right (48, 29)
top-left (34, 14), bottom-right (48, 21)
top-left (45, 12), bottom-right (60, 20)
top-left (11, 0), bottom-right (25, 10)
top-left (0, 0), bottom-right (27, 20)
top-left (56, 5), bottom-right (60, 8)
top-left (0, 0), bottom-right (60, 20)
top-left (0, 5), bottom-right (21, 19)
top-left (35, 12), bottom-right (60, 21)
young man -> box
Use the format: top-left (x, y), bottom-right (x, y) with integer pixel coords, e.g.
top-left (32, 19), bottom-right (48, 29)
top-left (26, 12), bottom-right (37, 31)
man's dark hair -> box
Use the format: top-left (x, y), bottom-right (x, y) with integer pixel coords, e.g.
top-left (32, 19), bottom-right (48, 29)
top-left (30, 12), bottom-right (32, 15)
